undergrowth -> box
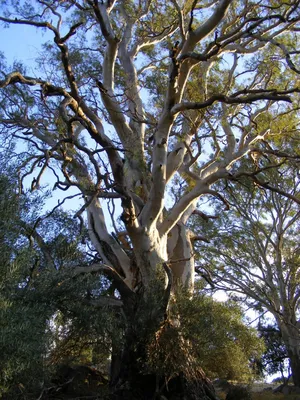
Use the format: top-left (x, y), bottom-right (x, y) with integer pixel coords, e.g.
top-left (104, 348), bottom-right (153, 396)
top-left (253, 395), bottom-right (300, 400)
top-left (218, 390), bottom-right (300, 400)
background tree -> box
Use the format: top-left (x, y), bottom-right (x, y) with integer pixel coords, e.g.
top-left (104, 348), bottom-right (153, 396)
top-left (0, 162), bottom-right (120, 398)
top-left (0, 165), bottom-right (50, 396)
top-left (258, 323), bottom-right (290, 383)
top-left (175, 292), bottom-right (264, 382)
top-left (0, 0), bottom-right (300, 398)
top-left (197, 165), bottom-right (300, 386)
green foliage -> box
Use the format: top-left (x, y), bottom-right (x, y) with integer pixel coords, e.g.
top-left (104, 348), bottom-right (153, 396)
top-left (0, 172), bottom-right (49, 396)
top-left (226, 385), bottom-right (252, 400)
top-left (147, 289), bottom-right (264, 382)
top-left (0, 168), bottom-right (120, 397)
top-left (258, 324), bottom-right (289, 381)
top-left (178, 292), bottom-right (264, 381)
top-left (0, 296), bottom-right (51, 397)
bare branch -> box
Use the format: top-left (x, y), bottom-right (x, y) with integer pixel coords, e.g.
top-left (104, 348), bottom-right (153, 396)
top-left (171, 89), bottom-right (298, 114)
top-left (72, 263), bottom-right (135, 300)
top-left (0, 15), bottom-right (57, 33)
top-left (83, 297), bottom-right (123, 307)
top-left (182, 0), bottom-right (233, 52)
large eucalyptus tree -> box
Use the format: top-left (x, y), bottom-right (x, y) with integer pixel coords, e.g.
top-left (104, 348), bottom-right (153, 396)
top-left (0, 0), bottom-right (300, 398)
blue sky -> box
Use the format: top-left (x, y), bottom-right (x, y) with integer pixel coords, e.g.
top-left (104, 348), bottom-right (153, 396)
top-left (0, 22), bottom-right (84, 212)
top-left (0, 23), bottom-right (52, 68)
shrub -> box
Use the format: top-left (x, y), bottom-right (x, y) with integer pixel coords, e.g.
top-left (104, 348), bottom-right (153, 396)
top-left (226, 385), bottom-right (252, 400)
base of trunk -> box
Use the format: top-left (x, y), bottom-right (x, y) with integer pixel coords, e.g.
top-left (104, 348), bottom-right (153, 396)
top-left (288, 351), bottom-right (300, 387)
top-left (108, 291), bottom-right (219, 399)
top-left (108, 371), bottom-right (219, 400)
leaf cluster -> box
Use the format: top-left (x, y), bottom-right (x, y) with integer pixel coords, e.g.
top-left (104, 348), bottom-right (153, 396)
top-left (0, 167), bottom-right (120, 398)
top-left (147, 289), bottom-right (264, 382)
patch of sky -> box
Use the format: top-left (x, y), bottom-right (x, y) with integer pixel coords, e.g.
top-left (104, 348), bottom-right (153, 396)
top-left (0, 22), bottom-right (52, 72)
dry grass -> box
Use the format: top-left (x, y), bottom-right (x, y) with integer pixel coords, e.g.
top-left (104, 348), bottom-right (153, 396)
top-left (216, 384), bottom-right (300, 400)
top-left (218, 392), bottom-right (300, 400)
top-left (253, 394), bottom-right (300, 400)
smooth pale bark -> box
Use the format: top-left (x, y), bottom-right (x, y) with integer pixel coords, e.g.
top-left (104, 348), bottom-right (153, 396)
top-left (87, 199), bottom-right (134, 287)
